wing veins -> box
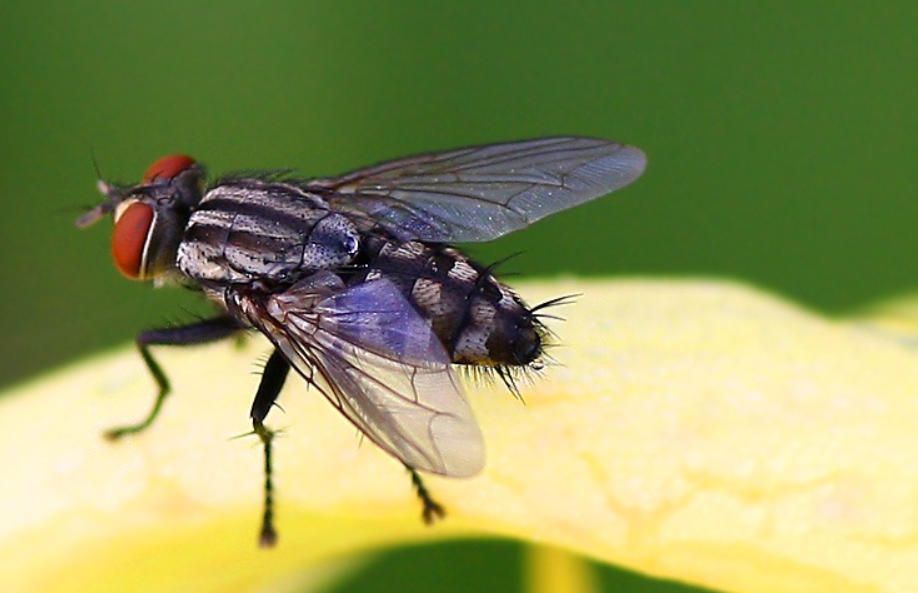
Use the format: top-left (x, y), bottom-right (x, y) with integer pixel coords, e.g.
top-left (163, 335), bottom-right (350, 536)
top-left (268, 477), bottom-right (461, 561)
top-left (247, 279), bottom-right (484, 476)
top-left (290, 330), bottom-right (445, 470)
top-left (314, 136), bottom-right (646, 243)
top-left (435, 140), bottom-right (615, 174)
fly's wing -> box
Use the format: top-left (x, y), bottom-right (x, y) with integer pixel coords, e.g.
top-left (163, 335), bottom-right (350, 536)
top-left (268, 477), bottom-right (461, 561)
top-left (308, 136), bottom-right (646, 243)
top-left (256, 276), bottom-right (485, 477)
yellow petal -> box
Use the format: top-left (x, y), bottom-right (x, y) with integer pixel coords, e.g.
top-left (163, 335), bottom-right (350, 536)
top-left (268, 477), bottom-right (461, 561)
top-left (3, 279), bottom-right (918, 593)
top-left (526, 546), bottom-right (599, 593)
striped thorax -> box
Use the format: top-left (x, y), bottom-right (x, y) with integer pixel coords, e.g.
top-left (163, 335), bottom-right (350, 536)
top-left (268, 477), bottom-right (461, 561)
top-left (177, 181), bottom-right (360, 285)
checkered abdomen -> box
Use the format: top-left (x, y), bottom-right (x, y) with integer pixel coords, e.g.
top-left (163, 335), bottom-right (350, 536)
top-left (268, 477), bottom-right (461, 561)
top-left (351, 236), bottom-right (543, 367)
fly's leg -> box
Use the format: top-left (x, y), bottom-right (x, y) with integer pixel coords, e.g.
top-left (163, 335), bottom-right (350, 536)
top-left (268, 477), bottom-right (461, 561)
top-left (406, 464), bottom-right (445, 524)
top-left (249, 350), bottom-right (447, 540)
top-left (253, 418), bottom-right (278, 548)
top-left (250, 349), bottom-right (291, 425)
top-left (250, 349), bottom-right (290, 547)
top-left (106, 316), bottom-right (243, 440)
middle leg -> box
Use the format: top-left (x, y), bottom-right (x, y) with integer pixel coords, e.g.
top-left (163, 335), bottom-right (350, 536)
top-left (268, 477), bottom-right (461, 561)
top-left (250, 348), bottom-right (291, 547)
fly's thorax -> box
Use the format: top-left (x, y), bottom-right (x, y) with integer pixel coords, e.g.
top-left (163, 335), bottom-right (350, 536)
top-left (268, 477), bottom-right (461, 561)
top-left (357, 239), bottom-right (544, 368)
top-left (177, 182), bottom-right (360, 285)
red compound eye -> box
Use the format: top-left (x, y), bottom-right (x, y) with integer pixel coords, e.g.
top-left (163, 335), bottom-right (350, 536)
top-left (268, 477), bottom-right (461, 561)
top-left (143, 154), bottom-right (196, 183)
top-left (112, 201), bottom-right (155, 279)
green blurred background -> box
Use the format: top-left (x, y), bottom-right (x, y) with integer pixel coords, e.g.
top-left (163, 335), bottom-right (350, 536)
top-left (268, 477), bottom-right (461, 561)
top-left (1, 1), bottom-right (915, 591)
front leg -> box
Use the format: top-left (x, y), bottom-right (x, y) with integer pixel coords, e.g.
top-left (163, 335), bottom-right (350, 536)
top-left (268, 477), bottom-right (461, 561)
top-left (106, 316), bottom-right (244, 440)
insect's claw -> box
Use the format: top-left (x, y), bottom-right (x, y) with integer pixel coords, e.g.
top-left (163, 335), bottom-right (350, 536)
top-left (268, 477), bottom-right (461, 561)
top-left (406, 466), bottom-right (446, 525)
top-left (103, 426), bottom-right (131, 441)
top-left (259, 522), bottom-right (278, 548)
top-left (102, 412), bottom-right (160, 441)
top-left (421, 499), bottom-right (446, 525)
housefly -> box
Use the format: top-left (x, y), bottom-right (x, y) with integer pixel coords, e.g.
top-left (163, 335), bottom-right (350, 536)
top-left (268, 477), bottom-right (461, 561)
top-left (77, 137), bottom-right (647, 545)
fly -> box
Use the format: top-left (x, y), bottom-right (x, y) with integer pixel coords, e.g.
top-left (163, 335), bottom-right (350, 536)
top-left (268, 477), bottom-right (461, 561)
top-left (77, 137), bottom-right (647, 546)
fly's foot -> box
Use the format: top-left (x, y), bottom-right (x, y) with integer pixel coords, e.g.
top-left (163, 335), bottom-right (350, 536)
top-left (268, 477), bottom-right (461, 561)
top-left (103, 398), bottom-right (165, 441)
top-left (103, 422), bottom-right (150, 441)
top-left (407, 466), bottom-right (446, 525)
top-left (421, 497), bottom-right (446, 525)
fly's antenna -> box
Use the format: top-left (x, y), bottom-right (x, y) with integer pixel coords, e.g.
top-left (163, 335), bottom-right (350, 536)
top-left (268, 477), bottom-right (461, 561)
top-left (90, 147), bottom-right (105, 182)
top-left (90, 148), bottom-right (121, 200)
top-left (76, 150), bottom-right (126, 229)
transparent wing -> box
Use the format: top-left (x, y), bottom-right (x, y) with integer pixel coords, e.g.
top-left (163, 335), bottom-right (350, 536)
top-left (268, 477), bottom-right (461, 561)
top-left (254, 276), bottom-right (485, 477)
top-left (308, 136), bottom-right (647, 243)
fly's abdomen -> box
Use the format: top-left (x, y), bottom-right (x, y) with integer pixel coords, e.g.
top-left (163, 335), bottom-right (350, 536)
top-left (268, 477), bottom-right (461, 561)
top-left (357, 238), bottom-right (544, 368)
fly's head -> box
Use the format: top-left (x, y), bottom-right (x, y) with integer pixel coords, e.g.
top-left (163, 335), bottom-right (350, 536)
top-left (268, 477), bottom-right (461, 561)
top-left (77, 155), bottom-right (204, 283)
